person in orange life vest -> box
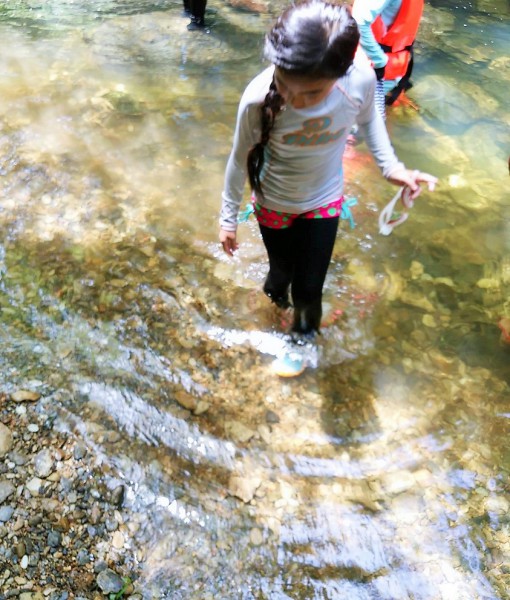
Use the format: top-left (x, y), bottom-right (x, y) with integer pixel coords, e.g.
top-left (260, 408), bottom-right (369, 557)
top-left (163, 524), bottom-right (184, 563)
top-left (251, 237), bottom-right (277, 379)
top-left (352, 0), bottom-right (424, 106)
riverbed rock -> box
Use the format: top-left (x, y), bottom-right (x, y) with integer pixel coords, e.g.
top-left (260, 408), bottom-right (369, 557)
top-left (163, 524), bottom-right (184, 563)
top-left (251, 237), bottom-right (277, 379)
top-left (225, 420), bottom-right (257, 443)
top-left (174, 390), bottom-right (198, 411)
top-left (0, 506), bottom-right (14, 522)
top-left (0, 422), bottom-right (13, 456)
top-left (34, 448), bottom-right (54, 478)
top-left (228, 474), bottom-right (262, 503)
top-left (0, 481), bottom-right (15, 504)
top-left (96, 568), bottom-right (125, 594)
top-left (11, 389), bottom-right (41, 402)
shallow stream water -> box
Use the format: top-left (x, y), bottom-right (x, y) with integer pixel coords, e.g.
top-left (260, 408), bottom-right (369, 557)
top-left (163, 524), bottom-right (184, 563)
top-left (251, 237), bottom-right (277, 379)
top-left (0, 0), bottom-right (509, 598)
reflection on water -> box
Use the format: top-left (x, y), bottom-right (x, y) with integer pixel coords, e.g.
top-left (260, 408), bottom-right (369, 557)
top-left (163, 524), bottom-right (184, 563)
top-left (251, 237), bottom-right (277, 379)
top-left (0, 0), bottom-right (509, 598)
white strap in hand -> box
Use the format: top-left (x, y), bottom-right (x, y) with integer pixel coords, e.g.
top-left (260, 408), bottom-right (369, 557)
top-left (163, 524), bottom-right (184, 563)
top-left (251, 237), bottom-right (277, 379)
top-left (378, 186), bottom-right (417, 236)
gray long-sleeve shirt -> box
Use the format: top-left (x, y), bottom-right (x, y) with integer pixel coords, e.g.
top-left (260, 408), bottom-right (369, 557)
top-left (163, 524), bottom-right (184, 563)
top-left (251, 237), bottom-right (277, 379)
top-left (220, 60), bottom-right (404, 231)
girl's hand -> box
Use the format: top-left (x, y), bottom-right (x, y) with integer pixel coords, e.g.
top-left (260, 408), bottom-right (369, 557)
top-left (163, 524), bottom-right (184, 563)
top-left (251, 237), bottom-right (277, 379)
top-left (219, 228), bottom-right (239, 256)
top-left (387, 168), bottom-right (438, 200)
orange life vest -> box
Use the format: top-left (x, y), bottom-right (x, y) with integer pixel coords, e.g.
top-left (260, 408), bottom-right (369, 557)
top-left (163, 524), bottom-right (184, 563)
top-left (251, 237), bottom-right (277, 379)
top-left (371, 0), bottom-right (424, 80)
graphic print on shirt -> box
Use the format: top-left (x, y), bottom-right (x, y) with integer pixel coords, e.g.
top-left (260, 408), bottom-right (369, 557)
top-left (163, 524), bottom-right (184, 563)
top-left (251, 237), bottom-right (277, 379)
top-left (282, 117), bottom-right (346, 147)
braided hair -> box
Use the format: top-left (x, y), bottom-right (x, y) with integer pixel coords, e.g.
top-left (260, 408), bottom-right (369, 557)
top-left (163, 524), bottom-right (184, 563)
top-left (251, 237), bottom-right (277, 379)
top-left (247, 1), bottom-right (359, 197)
top-left (247, 78), bottom-right (283, 197)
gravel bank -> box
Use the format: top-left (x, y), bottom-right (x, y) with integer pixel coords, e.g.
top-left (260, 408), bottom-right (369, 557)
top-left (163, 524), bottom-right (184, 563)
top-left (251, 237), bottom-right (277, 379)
top-left (0, 389), bottom-right (141, 600)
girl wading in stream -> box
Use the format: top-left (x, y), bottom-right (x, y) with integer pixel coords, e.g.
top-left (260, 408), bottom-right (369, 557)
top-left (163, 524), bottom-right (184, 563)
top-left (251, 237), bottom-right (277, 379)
top-left (219, 0), bottom-right (436, 376)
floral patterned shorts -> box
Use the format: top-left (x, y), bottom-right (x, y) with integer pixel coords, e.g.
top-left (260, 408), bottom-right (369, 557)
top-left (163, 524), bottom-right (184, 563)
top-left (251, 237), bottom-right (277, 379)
top-left (253, 197), bottom-right (344, 229)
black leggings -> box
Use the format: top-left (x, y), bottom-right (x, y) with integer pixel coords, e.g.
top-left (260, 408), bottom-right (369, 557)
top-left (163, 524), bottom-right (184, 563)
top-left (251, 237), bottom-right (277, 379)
top-left (259, 216), bottom-right (339, 334)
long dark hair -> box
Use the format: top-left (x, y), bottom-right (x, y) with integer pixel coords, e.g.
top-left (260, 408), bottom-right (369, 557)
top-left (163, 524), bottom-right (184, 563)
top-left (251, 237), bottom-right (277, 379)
top-left (247, 1), bottom-right (360, 197)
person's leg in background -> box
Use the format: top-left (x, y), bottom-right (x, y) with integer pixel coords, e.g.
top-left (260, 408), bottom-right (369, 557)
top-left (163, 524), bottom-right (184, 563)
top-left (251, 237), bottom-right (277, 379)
top-left (290, 216), bottom-right (339, 335)
top-left (187, 0), bottom-right (207, 30)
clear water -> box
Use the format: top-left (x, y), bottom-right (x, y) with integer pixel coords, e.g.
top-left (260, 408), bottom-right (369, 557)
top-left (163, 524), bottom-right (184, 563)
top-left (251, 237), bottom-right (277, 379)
top-left (0, 0), bottom-right (509, 598)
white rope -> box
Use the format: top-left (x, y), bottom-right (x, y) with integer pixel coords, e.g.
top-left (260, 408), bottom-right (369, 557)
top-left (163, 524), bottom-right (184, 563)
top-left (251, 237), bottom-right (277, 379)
top-left (378, 184), bottom-right (416, 236)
